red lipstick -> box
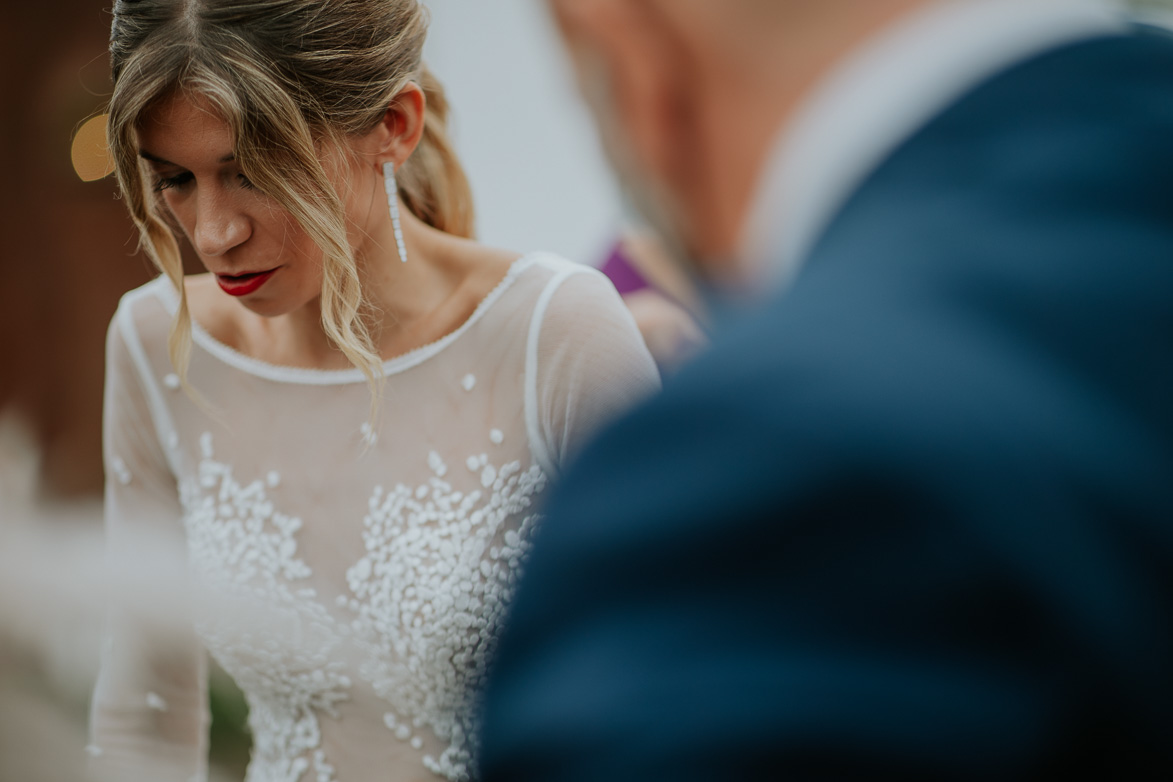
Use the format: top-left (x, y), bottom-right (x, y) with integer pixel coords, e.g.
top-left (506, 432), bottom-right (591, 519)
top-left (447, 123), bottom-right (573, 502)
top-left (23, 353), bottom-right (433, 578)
top-left (216, 268), bottom-right (277, 297)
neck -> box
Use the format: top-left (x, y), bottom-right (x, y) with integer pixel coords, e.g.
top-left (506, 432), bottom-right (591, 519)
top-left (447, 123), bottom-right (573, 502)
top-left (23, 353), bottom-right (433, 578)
top-left (261, 207), bottom-right (464, 370)
top-left (688, 0), bottom-right (934, 268)
top-left (357, 209), bottom-right (463, 333)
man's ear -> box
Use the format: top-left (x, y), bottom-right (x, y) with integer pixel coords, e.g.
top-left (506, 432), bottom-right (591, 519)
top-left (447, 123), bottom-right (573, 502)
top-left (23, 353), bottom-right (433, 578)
top-left (551, 0), bottom-right (690, 185)
top-left (369, 81), bottom-right (427, 168)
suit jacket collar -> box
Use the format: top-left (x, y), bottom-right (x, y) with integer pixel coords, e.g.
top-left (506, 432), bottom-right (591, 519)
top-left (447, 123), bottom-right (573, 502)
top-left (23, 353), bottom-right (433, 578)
top-left (737, 0), bottom-right (1123, 297)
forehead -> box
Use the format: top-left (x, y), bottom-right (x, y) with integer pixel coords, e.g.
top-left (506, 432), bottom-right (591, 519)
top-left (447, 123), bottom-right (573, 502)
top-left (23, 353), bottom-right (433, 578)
top-left (138, 91), bottom-right (234, 158)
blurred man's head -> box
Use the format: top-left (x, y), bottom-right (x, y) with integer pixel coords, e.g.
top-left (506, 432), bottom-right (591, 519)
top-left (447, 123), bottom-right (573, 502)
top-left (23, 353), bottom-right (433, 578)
top-left (548, 0), bottom-right (929, 284)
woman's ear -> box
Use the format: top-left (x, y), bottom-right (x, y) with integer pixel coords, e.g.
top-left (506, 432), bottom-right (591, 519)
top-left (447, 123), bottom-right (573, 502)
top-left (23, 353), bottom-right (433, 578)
top-left (369, 81), bottom-right (427, 167)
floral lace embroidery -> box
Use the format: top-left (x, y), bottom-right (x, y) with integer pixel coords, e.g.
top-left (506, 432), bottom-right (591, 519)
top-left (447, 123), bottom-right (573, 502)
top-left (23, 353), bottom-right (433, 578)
top-left (345, 450), bottom-right (546, 781)
top-left (178, 433), bottom-right (545, 782)
top-left (180, 433), bottom-right (350, 782)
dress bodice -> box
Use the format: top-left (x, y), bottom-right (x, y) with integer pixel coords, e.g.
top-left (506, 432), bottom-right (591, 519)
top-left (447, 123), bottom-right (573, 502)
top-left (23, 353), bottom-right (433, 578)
top-left (89, 253), bottom-right (660, 782)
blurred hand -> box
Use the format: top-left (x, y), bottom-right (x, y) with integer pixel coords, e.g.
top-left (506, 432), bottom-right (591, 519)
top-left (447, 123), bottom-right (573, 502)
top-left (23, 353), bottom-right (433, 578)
top-left (622, 289), bottom-right (707, 375)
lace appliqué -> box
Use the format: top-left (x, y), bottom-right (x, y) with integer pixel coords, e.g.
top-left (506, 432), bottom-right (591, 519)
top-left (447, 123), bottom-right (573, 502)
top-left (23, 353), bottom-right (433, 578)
top-left (345, 450), bottom-right (546, 781)
top-left (180, 433), bottom-right (350, 782)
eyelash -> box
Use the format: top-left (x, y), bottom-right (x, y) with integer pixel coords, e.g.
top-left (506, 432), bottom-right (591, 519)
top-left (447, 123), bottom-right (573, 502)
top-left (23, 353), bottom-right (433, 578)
top-left (152, 172), bottom-right (256, 193)
top-left (152, 172), bottom-right (193, 192)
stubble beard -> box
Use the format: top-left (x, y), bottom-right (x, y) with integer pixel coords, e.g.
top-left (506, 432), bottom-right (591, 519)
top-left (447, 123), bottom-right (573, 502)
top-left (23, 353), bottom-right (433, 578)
top-left (576, 54), bottom-right (711, 290)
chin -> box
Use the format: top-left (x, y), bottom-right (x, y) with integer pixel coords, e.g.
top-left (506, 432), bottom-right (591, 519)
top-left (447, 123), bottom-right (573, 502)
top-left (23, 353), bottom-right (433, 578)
top-left (231, 295), bottom-right (304, 320)
top-left (217, 277), bottom-right (319, 320)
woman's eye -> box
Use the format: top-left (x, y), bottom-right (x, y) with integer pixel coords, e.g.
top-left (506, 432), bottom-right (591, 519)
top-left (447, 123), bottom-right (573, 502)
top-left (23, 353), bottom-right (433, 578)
top-left (153, 172), bottom-right (193, 193)
top-left (151, 170), bottom-right (256, 194)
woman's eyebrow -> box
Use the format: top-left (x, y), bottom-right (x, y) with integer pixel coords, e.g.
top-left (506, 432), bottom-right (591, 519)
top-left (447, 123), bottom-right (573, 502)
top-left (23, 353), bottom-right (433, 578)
top-left (138, 149), bottom-right (172, 165)
top-left (138, 150), bottom-right (237, 165)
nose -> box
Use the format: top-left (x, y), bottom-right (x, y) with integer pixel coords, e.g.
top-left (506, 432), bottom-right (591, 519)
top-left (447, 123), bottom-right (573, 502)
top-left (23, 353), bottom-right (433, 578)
top-left (193, 188), bottom-right (251, 257)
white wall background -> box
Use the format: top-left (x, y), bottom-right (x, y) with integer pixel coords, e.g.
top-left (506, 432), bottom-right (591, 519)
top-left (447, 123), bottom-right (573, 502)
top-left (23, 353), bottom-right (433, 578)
top-left (422, 0), bottom-right (622, 267)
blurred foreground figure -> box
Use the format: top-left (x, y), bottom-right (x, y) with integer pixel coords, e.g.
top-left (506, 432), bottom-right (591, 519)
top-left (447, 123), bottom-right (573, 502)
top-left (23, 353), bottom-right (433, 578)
top-left (0, 412), bottom-right (232, 782)
top-left (482, 0), bottom-right (1173, 779)
top-left (0, 412), bottom-right (92, 782)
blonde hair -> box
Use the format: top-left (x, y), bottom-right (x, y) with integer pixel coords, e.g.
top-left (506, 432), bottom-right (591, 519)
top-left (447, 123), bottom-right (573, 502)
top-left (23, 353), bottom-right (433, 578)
top-left (107, 0), bottom-right (475, 395)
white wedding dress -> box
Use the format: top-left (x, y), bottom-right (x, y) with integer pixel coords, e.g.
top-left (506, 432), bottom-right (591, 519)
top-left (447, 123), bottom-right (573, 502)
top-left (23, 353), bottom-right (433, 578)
top-left (88, 253), bottom-right (660, 782)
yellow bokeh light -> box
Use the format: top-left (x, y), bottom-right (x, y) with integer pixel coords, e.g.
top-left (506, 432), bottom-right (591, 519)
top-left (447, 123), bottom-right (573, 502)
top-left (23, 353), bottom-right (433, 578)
top-left (71, 114), bottom-right (115, 182)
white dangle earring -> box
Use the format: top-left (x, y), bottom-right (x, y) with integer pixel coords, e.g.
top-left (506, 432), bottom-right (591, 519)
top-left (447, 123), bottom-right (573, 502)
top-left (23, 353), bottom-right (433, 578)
top-left (383, 162), bottom-right (408, 264)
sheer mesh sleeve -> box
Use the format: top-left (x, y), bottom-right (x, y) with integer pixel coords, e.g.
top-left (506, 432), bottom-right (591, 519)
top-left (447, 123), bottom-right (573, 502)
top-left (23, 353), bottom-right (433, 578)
top-left (526, 265), bottom-right (662, 478)
top-left (88, 305), bottom-right (209, 782)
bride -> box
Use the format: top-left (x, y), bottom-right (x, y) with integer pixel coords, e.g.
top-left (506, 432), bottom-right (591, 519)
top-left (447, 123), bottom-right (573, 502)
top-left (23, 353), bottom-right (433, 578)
top-left (87, 1), bottom-right (660, 780)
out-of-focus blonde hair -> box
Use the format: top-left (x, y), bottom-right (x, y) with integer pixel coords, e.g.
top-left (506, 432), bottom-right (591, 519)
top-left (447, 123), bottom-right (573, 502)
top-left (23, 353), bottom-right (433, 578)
top-left (107, 0), bottom-right (475, 393)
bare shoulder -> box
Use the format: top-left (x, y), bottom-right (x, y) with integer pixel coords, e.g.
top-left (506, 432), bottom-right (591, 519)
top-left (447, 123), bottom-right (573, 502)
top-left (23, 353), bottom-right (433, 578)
top-left (457, 240), bottom-right (522, 293)
top-left (439, 235), bottom-right (524, 304)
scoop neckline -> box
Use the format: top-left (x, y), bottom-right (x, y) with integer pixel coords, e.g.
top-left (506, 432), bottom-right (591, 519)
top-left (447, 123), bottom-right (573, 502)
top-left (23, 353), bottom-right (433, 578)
top-left (155, 252), bottom-right (545, 386)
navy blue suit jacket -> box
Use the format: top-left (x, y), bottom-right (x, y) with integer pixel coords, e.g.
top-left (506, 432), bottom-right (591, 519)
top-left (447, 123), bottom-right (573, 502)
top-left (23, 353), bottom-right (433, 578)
top-left (481, 31), bottom-right (1173, 781)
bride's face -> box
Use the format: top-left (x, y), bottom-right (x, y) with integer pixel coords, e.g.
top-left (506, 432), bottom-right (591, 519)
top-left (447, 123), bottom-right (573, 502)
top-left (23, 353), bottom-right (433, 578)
top-left (137, 91), bottom-right (327, 318)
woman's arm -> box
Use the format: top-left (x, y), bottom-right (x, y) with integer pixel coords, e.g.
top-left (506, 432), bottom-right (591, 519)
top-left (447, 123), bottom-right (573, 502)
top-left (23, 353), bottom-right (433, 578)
top-left (525, 265), bottom-right (663, 478)
top-left (88, 305), bottom-right (209, 782)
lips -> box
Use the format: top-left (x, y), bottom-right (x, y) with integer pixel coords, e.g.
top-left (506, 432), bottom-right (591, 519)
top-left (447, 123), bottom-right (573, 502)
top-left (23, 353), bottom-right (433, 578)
top-left (216, 268), bottom-right (278, 297)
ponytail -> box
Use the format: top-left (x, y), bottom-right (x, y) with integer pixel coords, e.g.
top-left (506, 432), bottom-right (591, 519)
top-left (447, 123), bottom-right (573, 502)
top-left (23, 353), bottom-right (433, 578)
top-left (398, 64), bottom-right (476, 239)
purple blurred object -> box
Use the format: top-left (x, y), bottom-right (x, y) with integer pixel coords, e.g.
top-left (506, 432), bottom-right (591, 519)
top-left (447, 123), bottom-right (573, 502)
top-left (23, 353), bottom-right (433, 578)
top-left (600, 243), bottom-right (650, 296)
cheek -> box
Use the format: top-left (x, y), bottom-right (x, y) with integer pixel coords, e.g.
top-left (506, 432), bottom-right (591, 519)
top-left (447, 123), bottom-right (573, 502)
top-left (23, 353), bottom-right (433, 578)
top-left (262, 206), bottom-right (316, 258)
top-left (276, 215), bottom-right (326, 282)
top-left (344, 174), bottom-right (380, 235)
top-left (158, 192), bottom-right (194, 234)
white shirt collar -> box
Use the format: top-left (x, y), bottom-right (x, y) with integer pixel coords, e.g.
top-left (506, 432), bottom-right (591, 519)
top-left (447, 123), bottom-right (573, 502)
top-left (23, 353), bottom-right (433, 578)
top-left (738, 0), bottom-right (1125, 293)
